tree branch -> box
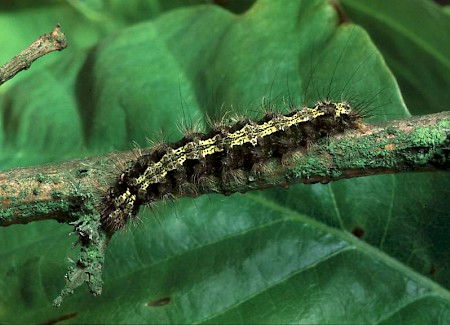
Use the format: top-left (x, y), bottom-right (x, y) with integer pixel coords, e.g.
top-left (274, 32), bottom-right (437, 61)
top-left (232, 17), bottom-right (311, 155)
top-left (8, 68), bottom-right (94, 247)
top-left (0, 25), bottom-right (68, 85)
top-left (1, 112), bottom-right (449, 228)
top-left (0, 111), bottom-right (449, 305)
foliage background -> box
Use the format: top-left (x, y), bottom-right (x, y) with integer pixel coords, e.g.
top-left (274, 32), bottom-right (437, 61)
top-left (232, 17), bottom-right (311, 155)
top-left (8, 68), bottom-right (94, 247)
top-left (0, 0), bottom-right (449, 323)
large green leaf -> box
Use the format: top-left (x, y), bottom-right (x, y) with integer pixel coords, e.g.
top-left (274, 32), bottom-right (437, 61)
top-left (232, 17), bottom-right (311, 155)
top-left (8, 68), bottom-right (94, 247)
top-left (0, 0), bottom-right (449, 323)
top-left (340, 0), bottom-right (450, 115)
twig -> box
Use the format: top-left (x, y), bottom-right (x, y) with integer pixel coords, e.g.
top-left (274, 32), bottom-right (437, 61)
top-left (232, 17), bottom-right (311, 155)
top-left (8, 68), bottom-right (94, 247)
top-left (0, 25), bottom-right (68, 85)
top-left (1, 112), bottom-right (449, 228)
top-left (0, 111), bottom-right (449, 305)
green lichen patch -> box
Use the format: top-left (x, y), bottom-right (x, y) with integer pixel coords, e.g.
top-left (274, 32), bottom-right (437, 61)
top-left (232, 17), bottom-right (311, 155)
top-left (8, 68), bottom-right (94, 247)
top-left (411, 126), bottom-right (447, 148)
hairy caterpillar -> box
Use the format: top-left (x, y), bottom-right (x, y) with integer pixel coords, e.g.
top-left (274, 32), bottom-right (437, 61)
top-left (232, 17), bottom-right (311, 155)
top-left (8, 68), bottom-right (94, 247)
top-left (101, 100), bottom-right (364, 232)
top-left (97, 22), bottom-right (396, 234)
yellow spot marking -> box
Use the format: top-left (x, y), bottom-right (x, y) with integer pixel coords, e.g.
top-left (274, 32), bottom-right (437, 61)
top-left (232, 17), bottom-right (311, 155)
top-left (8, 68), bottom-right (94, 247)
top-left (132, 104), bottom-right (352, 193)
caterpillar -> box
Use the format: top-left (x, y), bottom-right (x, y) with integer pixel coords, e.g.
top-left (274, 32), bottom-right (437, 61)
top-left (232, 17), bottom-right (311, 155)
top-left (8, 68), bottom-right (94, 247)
top-left (100, 100), bottom-right (364, 233)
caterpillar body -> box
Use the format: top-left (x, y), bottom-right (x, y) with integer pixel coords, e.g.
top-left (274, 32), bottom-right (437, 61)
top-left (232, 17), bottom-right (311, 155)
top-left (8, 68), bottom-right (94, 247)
top-left (101, 100), bottom-right (363, 233)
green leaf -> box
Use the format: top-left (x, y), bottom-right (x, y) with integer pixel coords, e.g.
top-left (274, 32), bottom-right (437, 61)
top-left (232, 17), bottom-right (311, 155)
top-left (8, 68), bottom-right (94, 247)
top-left (0, 0), bottom-right (449, 323)
top-left (340, 0), bottom-right (450, 115)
